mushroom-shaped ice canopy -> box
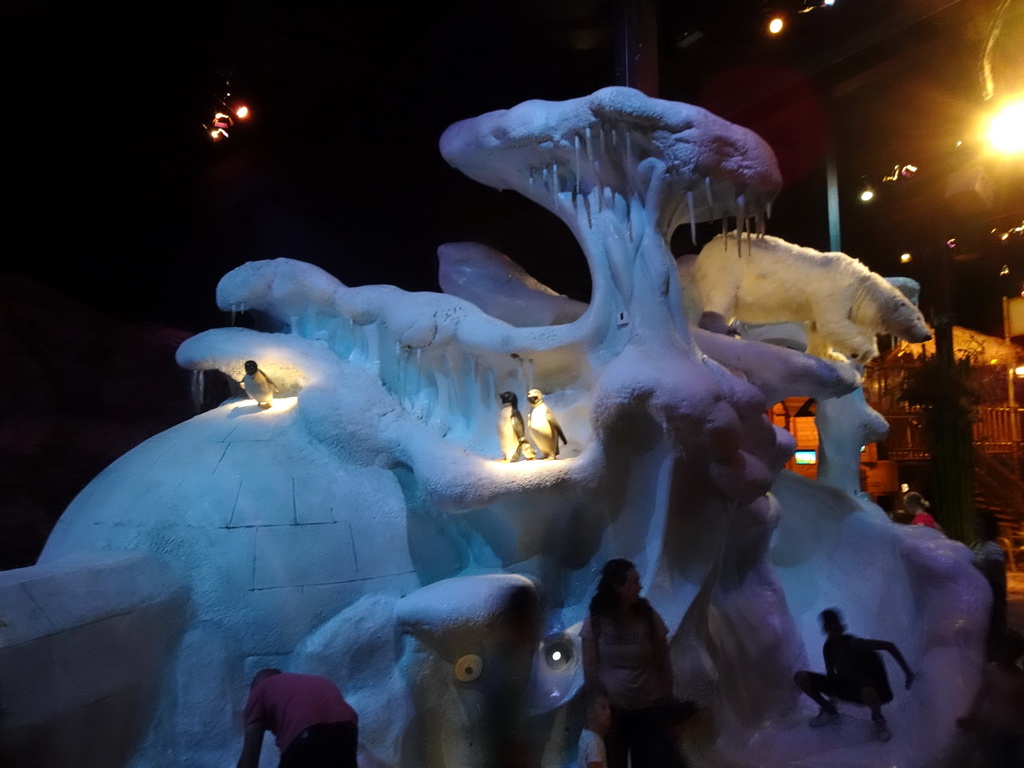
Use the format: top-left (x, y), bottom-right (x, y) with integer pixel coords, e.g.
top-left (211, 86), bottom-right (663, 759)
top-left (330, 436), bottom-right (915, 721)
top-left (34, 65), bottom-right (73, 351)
top-left (440, 87), bottom-right (781, 351)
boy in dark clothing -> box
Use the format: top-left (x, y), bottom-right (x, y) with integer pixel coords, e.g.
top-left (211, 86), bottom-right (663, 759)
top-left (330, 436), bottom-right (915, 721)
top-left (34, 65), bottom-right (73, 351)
top-left (793, 609), bottom-right (915, 742)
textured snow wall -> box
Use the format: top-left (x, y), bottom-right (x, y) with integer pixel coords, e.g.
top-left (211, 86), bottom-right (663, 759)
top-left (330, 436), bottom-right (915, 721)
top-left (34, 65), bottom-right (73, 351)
top-left (13, 88), bottom-right (988, 768)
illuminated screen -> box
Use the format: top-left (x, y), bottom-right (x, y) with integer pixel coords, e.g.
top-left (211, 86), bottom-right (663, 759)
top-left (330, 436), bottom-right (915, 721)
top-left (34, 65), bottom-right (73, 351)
top-left (794, 450), bottom-right (817, 465)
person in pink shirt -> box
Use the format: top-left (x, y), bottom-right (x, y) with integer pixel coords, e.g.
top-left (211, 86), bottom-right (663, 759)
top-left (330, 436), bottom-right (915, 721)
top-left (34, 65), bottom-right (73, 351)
top-left (903, 492), bottom-right (945, 533)
top-left (236, 669), bottom-right (358, 768)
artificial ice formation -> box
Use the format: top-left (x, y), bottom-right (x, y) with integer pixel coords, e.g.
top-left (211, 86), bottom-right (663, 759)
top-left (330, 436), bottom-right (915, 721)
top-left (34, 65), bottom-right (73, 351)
top-left (0, 87), bottom-right (989, 768)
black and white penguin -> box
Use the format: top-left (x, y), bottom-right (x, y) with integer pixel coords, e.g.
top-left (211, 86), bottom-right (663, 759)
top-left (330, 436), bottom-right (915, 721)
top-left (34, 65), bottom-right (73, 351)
top-left (240, 360), bottom-right (278, 409)
top-left (526, 388), bottom-right (568, 459)
top-left (497, 391), bottom-right (535, 461)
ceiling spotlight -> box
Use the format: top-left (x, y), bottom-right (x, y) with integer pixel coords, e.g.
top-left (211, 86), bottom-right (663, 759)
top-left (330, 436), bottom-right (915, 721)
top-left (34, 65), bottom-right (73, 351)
top-left (768, 16), bottom-right (784, 34)
top-left (859, 186), bottom-right (875, 202)
top-left (900, 253), bottom-right (912, 263)
top-left (883, 164), bottom-right (919, 183)
top-left (234, 104), bottom-right (250, 119)
top-left (1001, 265), bottom-right (1010, 276)
top-left (212, 112), bottom-right (233, 130)
top-left (987, 99), bottom-right (1024, 155)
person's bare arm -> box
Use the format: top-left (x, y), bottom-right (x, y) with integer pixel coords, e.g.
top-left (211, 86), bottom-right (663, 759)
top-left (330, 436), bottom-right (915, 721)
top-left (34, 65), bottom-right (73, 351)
top-left (864, 639), bottom-right (915, 688)
top-left (236, 722), bottom-right (265, 768)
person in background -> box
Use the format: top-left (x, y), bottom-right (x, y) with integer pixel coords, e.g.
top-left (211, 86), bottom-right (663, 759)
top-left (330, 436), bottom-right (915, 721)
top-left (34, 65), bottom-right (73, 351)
top-left (903, 491), bottom-right (944, 533)
top-left (957, 630), bottom-right (1024, 768)
top-left (578, 688), bottom-right (612, 768)
top-left (794, 608), bottom-right (915, 742)
top-left (236, 669), bottom-right (358, 768)
top-left (581, 559), bottom-right (684, 768)
top-left (972, 513), bottom-right (1008, 660)
top-left (481, 584), bottom-right (542, 768)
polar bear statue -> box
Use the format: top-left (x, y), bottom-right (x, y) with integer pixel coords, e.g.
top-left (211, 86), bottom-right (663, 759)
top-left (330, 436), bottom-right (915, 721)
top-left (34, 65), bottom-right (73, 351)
top-left (688, 233), bottom-right (932, 362)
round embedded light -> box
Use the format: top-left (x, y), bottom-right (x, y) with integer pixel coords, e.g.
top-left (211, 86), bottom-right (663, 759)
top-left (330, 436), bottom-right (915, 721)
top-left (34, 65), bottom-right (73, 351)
top-left (544, 638), bottom-right (574, 672)
top-left (454, 654), bottom-right (482, 682)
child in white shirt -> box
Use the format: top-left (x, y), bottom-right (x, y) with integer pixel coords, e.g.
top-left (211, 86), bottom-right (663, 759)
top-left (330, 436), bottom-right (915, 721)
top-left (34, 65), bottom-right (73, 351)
top-left (578, 689), bottom-right (612, 768)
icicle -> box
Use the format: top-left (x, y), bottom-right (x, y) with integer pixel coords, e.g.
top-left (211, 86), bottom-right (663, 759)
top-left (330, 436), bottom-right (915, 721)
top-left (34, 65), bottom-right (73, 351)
top-left (687, 190), bottom-right (697, 244)
top-left (574, 134), bottom-right (581, 200)
top-left (190, 370), bottom-right (205, 414)
top-left (528, 167), bottom-right (535, 186)
top-left (766, 201), bottom-right (773, 219)
top-left (704, 177), bottom-right (715, 217)
top-left (552, 162), bottom-right (558, 194)
top-left (367, 322), bottom-right (382, 373)
top-left (585, 125), bottom-right (594, 165)
top-left (626, 194), bottom-right (633, 241)
top-left (736, 195), bottom-right (748, 255)
top-left (483, 365), bottom-right (496, 413)
top-left (390, 340), bottom-right (402, 393)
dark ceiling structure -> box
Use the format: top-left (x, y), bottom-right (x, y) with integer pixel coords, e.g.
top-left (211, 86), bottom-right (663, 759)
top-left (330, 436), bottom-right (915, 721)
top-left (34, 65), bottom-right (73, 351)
top-left (6, 0), bottom-right (1023, 335)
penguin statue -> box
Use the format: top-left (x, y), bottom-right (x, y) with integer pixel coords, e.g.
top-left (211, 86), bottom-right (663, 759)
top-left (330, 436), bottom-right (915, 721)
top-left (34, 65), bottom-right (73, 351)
top-left (497, 391), bottom-right (535, 461)
top-left (526, 388), bottom-right (568, 459)
top-left (240, 360), bottom-right (278, 409)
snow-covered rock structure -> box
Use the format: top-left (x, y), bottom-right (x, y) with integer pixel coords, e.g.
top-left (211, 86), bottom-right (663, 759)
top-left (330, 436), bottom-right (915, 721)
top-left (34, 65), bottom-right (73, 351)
top-left (1, 87), bottom-right (988, 768)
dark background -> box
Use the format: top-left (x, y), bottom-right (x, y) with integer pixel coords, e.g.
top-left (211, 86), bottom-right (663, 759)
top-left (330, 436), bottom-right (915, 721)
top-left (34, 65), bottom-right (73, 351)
top-left (7, 0), bottom-right (1023, 331)
top-left (2, 0), bottom-right (1023, 567)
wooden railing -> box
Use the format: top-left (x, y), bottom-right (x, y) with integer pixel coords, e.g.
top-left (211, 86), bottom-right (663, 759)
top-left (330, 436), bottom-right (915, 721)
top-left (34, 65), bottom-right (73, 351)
top-left (880, 407), bottom-right (1023, 458)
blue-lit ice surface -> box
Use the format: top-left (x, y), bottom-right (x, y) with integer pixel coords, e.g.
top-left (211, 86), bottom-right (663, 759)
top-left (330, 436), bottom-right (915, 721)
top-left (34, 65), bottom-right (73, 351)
top-left (5, 87), bottom-right (987, 768)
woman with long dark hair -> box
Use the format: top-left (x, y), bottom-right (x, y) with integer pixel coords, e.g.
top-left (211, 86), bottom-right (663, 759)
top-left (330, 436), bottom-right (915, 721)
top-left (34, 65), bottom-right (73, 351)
top-left (581, 559), bottom-right (683, 768)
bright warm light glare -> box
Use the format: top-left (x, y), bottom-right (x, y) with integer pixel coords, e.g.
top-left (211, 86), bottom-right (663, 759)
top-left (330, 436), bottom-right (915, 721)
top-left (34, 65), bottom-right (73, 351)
top-left (235, 105), bottom-right (250, 119)
top-left (768, 17), bottom-right (784, 34)
top-left (900, 253), bottom-right (912, 263)
top-left (229, 396), bottom-right (298, 412)
top-left (1014, 366), bottom-right (1024, 377)
top-left (859, 189), bottom-right (874, 202)
top-left (987, 100), bottom-right (1024, 154)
